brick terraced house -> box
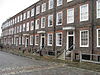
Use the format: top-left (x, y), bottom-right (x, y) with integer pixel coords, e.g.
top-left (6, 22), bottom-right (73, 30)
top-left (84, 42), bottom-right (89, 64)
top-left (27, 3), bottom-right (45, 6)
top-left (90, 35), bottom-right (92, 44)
top-left (1, 0), bottom-right (100, 62)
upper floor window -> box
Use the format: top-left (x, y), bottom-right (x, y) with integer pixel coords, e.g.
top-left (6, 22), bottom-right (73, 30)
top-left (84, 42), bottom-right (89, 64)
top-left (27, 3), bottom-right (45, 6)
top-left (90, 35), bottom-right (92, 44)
top-left (27, 11), bottom-right (30, 18)
top-left (26, 22), bottom-right (29, 31)
top-left (96, 0), bottom-right (100, 18)
top-left (67, 8), bottom-right (74, 24)
top-left (42, 3), bottom-right (46, 12)
top-left (41, 17), bottom-right (46, 28)
top-left (23, 13), bottom-right (26, 20)
top-left (80, 30), bottom-right (89, 47)
top-left (19, 25), bottom-right (22, 32)
top-left (49, 0), bottom-right (53, 9)
top-left (56, 11), bottom-right (63, 25)
top-left (31, 8), bottom-right (34, 17)
top-left (20, 14), bottom-right (22, 21)
top-left (17, 16), bottom-right (20, 22)
top-left (30, 21), bottom-right (34, 30)
top-left (67, 0), bottom-right (72, 2)
top-left (56, 32), bottom-right (63, 46)
top-left (36, 6), bottom-right (40, 15)
top-left (57, 0), bottom-right (62, 6)
top-left (48, 14), bottom-right (53, 27)
top-left (15, 18), bottom-right (17, 24)
top-left (80, 4), bottom-right (89, 22)
top-left (23, 24), bottom-right (26, 31)
top-left (35, 19), bottom-right (40, 29)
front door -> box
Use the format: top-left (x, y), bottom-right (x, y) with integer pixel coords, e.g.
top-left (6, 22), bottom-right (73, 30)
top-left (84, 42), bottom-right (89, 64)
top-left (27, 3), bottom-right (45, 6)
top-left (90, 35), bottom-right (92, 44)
top-left (25, 38), bottom-right (29, 47)
top-left (67, 31), bottom-right (75, 51)
top-left (40, 34), bottom-right (45, 49)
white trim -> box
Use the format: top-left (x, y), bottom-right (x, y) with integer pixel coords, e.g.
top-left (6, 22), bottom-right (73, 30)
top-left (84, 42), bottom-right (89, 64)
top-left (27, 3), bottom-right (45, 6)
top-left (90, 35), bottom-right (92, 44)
top-left (56, 32), bottom-right (63, 46)
top-left (63, 27), bottom-right (75, 30)
top-left (97, 28), bottom-right (100, 47)
top-left (80, 30), bottom-right (89, 47)
top-left (37, 31), bottom-right (45, 34)
top-left (35, 35), bottom-right (39, 45)
top-left (47, 33), bottom-right (53, 46)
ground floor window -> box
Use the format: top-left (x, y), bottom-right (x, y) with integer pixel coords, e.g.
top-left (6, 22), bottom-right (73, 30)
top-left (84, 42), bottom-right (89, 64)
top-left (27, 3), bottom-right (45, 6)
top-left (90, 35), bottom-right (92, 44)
top-left (35, 35), bottom-right (39, 45)
top-left (22, 36), bottom-right (25, 45)
top-left (56, 32), bottom-right (62, 46)
top-left (30, 35), bottom-right (33, 45)
top-left (19, 37), bottom-right (21, 45)
top-left (48, 33), bottom-right (53, 46)
top-left (80, 30), bottom-right (89, 47)
top-left (97, 29), bottom-right (100, 47)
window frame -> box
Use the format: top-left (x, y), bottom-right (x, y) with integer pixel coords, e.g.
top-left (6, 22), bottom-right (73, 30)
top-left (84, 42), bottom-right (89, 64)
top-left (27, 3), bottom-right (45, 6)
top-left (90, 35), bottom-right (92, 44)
top-left (48, 33), bottom-right (53, 46)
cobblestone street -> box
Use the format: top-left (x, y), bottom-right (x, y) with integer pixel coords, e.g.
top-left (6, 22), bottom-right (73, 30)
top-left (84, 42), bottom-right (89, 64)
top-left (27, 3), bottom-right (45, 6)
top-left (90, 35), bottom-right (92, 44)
top-left (0, 51), bottom-right (67, 75)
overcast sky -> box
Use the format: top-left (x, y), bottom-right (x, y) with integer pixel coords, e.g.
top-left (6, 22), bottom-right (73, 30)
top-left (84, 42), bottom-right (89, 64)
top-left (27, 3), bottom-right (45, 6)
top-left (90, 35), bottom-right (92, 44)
top-left (0, 0), bottom-right (39, 36)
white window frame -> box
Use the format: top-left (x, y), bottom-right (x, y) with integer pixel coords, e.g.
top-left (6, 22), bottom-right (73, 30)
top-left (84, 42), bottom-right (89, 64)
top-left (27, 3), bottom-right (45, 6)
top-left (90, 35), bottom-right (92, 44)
top-left (27, 11), bottom-right (30, 18)
top-left (35, 35), bottom-right (39, 45)
top-left (30, 35), bottom-right (33, 45)
top-left (36, 6), bottom-right (40, 15)
top-left (48, 0), bottom-right (53, 9)
top-left (80, 4), bottom-right (89, 22)
top-left (80, 30), bottom-right (89, 47)
top-left (67, 0), bottom-right (72, 2)
top-left (48, 33), bottom-right (53, 46)
top-left (23, 24), bottom-right (26, 31)
top-left (97, 29), bottom-right (100, 47)
top-left (56, 11), bottom-right (63, 25)
top-left (26, 22), bottom-right (29, 31)
top-left (41, 17), bottom-right (46, 28)
top-left (48, 14), bottom-right (53, 27)
top-left (42, 3), bottom-right (46, 12)
top-left (23, 13), bottom-right (26, 20)
top-left (67, 8), bottom-right (74, 24)
top-left (31, 8), bottom-right (34, 17)
top-left (57, 0), bottom-right (62, 6)
top-left (96, 0), bottom-right (100, 19)
top-left (31, 21), bottom-right (34, 30)
top-left (35, 19), bottom-right (40, 29)
top-left (56, 32), bottom-right (63, 46)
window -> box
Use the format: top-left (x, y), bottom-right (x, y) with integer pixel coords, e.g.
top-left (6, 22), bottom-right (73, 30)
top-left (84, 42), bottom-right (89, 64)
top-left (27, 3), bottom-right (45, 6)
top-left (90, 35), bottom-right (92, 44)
top-left (57, 0), bottom-right (62, 6)
top-left (27, 11), bottom-right (30, 18)
top-left (56, 32), bottom-right (62, 46)
top-left (15, 18), bottom-right (17, 24)
top-left (97, 29), bottom-right (100, 47)
top-left (36, 6), bottom-right (40, 15)
top-left (26, 22), bottom-right (29, 31)
top-left (35, 35), bottom-right (39, 45)
top-left (80, 30), bottom-right (89, 47)
top-left (35, 19), bottom-right (40, 29)
top-left (20, 25), bottom-right (22, 32)
top-left (31, 8), bottom-right (34, 17)
top-left (49, 0), bottom-right (53, 9)
top-left (96, 0), bottom-right (100, 18)
top-left (67, 0), bottom-right (72, 2)
top-left (17, 16), bottom-right (20, 22)
top-left (13, 19), bottom-right (15, 24)
top-left (48, 33), bottom-right (53, 46)
top-left (67, 8), bottom-right (74, 24)
top-left (19, 37), bottom-right (21, 45)
top-left (20, 14), bottom-right (22, 21)
top-left (41, 17), bottom-right (46, 28)
top-left (30, 21), bottom-right (34, 30)
top-left (22, 36), bottom-right (25, 45)
top-left (30, 35), bottom-right (33, 45)
top-left (80, 4), bottom-right (89, 22)
top-left (48, 14), bottom-right (53, 27)
top-left (23, 13), bottom-right (26, 20)
top-left (42, 3), bottom-right (46, 12)
top-left (56, 11), bottom-right (63, 25)
top-left (17, 26), bottom-right (19, 33)
top-left (23, 24), bottom-right (26, 31)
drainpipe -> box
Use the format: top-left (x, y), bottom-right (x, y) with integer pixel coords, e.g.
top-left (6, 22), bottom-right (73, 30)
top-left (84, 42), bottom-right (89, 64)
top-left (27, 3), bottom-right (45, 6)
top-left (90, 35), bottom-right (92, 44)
top-left (91, 0), bottom-right (94, 60)
top-left (53, 0), bottom-right (57, 57)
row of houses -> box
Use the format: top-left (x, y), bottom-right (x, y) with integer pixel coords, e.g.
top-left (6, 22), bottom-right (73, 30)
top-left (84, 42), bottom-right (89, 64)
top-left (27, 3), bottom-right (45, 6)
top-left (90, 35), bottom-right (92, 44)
top-left (1, 0), bottom-right (100, 61)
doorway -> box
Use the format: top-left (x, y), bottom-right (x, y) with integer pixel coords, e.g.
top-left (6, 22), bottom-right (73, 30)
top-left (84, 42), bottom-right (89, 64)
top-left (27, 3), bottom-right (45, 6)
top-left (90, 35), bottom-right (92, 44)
top-left (25, 38), bottom-right (29, 47)
top-left (40, 34), bottom-right (45, 49)
top-left (67, 31), bottom-right (75, 51)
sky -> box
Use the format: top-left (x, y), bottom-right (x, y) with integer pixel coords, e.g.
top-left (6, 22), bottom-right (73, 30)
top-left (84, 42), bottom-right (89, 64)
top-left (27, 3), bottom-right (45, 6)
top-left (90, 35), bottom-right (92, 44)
top-left (0, 0), bottom-right (39, 36)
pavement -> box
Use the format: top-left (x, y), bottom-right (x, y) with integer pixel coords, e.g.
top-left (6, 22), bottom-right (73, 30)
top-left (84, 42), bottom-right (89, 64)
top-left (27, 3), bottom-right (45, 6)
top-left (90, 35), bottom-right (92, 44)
top-left (0, 51), bottom-right (67, 75)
